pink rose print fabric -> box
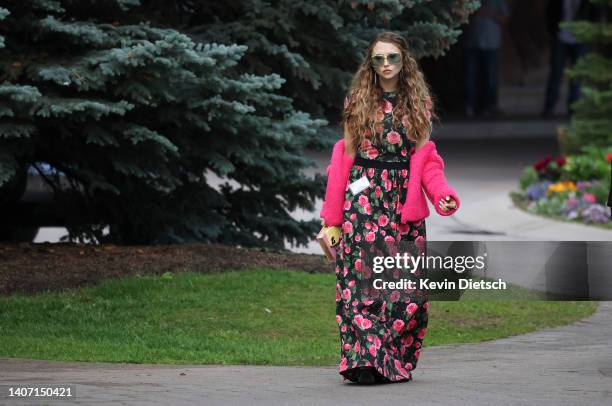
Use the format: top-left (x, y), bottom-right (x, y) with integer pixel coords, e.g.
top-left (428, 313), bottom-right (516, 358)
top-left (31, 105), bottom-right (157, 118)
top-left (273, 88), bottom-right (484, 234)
top-left (335, 91), bottom-right (429, 383)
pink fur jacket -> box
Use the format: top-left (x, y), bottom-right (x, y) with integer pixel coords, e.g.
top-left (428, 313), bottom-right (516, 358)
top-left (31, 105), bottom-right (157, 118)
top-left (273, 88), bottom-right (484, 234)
top-left (320, 138), bottom-right (460, 226)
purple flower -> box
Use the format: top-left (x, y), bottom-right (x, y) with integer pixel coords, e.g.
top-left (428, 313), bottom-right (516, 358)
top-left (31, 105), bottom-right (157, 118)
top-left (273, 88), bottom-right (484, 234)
top-left (565, 196), bottom-right (579, 210)
top-left (562, 195), bottom-right (591, 217)
top-left (526, 180), bottom-right (552, 201)
top-left (581, 204), bottom-right (611, 224)
top-left (575, 180), bottom-right (594, 191)
top-left (567, 210), bottom-right (579, 220)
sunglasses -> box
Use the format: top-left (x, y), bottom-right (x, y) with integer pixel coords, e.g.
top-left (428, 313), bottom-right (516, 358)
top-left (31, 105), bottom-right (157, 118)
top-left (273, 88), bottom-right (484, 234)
top-left (370, 52), bottom-right (402, 67)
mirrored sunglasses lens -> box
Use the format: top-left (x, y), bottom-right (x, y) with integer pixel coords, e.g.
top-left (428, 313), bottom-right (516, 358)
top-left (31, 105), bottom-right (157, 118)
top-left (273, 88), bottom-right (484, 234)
top-left (388, 53), bottom-right (401, 64)
top-left (372, 56), bottom-right (384, 66)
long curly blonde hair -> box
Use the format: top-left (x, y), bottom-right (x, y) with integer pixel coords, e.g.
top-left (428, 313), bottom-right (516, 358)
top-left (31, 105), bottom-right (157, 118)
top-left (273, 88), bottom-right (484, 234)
top-left (342, 31), bottom-right (437, 150)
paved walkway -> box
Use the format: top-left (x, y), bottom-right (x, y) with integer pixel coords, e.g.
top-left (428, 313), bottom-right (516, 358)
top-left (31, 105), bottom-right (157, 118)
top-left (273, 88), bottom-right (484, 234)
top-left (1, 301), bottom-right (611, 405)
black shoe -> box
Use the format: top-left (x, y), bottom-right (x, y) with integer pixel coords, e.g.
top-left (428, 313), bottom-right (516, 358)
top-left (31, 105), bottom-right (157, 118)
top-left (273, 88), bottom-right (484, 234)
top-left (357, 367), bottom-right (376, 385)
top-left (375, 373), bottom-right (391, 384)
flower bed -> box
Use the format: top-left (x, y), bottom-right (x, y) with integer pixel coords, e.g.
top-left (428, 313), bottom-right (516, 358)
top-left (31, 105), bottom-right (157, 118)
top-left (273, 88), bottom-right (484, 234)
top-left (513, 146), bottom-right (611, 227)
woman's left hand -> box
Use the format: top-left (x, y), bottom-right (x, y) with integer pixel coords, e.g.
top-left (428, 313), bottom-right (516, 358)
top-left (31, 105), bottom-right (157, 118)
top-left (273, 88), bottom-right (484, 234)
top-left (438, 195), bottom-right (457, 212)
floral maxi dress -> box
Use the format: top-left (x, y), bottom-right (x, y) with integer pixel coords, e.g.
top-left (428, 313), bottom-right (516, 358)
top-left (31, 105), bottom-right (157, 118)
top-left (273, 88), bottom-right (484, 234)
top-left (335, 91), bottom-right (429, 383)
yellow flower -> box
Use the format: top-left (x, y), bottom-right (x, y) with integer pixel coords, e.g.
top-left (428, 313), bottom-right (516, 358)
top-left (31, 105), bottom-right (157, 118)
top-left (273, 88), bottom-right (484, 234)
top-left (547, 181), bottom-right (576, 194)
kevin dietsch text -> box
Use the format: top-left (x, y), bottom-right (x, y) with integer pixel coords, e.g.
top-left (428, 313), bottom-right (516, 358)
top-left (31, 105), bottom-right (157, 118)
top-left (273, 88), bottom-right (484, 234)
top-left (373, 278), bottom-right (507, 290)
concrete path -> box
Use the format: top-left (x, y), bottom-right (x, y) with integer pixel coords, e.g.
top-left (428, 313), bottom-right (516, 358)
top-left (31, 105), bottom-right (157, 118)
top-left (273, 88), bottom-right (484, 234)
top-left (1, 301), bottom-right (611, 405)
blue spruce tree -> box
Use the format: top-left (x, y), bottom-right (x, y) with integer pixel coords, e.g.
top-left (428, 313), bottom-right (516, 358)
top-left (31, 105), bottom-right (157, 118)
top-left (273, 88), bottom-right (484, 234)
top-left (0, 0), bottom-right (326, 247)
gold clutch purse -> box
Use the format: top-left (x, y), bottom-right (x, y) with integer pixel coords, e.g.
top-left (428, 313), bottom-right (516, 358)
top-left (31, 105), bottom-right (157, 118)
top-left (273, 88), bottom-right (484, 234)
top-left (317, 225), bottom-right (342, 261)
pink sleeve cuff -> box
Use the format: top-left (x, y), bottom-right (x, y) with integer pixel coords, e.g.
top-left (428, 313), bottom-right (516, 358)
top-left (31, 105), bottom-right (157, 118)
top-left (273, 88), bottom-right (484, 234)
top-left (320, 140), bottom-right (354, 226)
top-left (422, 144), bottom-right (461, 217)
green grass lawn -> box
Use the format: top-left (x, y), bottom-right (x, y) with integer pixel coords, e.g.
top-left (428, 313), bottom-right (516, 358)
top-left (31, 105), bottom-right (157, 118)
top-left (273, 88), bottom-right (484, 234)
top-left (0, 268), bottom-right (598, 365)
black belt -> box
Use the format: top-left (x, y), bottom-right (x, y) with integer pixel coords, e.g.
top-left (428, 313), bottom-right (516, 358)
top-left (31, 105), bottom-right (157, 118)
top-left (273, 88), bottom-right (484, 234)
top-left (354, 155), bottom-right (409, 170)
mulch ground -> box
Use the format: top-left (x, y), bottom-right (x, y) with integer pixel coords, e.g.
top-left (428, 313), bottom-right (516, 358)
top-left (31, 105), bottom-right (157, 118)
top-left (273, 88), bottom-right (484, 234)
top-left (0, 242), bottom-right (331, 296)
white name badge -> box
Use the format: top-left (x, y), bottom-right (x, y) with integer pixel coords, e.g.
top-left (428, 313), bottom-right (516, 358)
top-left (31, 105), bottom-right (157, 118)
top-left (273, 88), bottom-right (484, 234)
top-left (349, 175), bottom-right (370, 195)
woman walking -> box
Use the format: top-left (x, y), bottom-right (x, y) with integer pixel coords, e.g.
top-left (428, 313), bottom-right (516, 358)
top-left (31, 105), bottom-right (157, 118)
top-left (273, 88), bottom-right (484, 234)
top-left (320, 31), bottom-right (461, 384)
